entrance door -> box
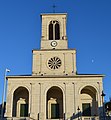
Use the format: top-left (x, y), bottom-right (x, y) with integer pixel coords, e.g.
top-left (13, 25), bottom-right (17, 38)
top-left (82, 103), bottom-right (91, 116)
top-left (51, 104), bottom-right (59, 119)
top-left (20, 104), bottom-right (28, 117)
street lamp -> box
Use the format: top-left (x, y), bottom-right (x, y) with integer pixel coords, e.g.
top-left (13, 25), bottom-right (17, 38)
top-left (1, 68), bottom-right (10, 119)
top-left (101, 90), bottom-right (106, 120)
top-left (77, 106), bottom-right (80, 120)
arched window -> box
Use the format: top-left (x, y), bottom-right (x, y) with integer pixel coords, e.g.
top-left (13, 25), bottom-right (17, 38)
top-left (49, 21), bottom-right (60, 40)
top-left (55, 22), bottom-right (60, 40)
top-left (49, 22), bottom-right (53, 40)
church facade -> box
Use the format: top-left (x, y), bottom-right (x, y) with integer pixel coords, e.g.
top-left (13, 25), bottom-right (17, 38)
top-left (5, 13), bottom-right (104, 120)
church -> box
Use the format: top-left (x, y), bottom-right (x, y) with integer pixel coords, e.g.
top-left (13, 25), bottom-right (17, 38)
top-left (5, 13), bottom-right (104, 120)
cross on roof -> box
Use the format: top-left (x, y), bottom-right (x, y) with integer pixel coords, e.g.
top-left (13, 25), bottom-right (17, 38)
top-left (52, 4), bottom-right (56, 13)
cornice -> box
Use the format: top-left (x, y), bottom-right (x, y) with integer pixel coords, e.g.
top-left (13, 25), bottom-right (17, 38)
top-left (6, 74), bottom-right (105, 79)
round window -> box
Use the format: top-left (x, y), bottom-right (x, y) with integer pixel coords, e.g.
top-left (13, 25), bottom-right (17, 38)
top-left (48, 57), bottom-right (62, 70)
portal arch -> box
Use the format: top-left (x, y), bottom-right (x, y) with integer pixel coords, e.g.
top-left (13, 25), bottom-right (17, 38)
top-left (46, 86), bottom-right (63, 119)
top-left (12, 86), bottom-right (29, 117)
top-left (79, 85), bottom-right (98, 116)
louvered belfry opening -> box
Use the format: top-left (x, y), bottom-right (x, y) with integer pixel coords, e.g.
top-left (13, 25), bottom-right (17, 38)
top-left (49, 21), bottom-right (60, 40)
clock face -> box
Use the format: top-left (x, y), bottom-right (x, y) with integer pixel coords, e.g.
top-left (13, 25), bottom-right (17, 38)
top-left (51, 41), bottom-right (57, 47)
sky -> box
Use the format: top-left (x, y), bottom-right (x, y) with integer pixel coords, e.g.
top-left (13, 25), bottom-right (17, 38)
top-left (0, 0), bottom-right (111, 103)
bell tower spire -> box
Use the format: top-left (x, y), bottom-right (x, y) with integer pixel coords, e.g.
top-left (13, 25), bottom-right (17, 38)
top-left (40, 13), bottom-right (68, 49)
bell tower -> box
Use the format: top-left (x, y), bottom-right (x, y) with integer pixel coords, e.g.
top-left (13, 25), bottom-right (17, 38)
top-left (32, 13), bottom-right (77, 76)
top-left (41, 13), bottom-right (68, 49)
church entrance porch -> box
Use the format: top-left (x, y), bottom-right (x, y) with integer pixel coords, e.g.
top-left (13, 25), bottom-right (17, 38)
top-left (80, 86), bottom-right (98, 117)
top-left (46, 86), bottom-right (63, 119)
top-left (12, 87), bottom-right (29, 117)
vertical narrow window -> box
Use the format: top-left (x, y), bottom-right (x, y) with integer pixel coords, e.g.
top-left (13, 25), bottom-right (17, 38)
top-left (49, 22), bottom-right (53, 40)
top-left (55, 22), bottom-right (60, 40)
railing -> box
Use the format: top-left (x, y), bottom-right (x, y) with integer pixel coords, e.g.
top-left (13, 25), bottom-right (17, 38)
top-left (1, 117), bottom-right (65, 120)
top-left (81, 116), bottom-right (99, 120)
top-left (2, 117), bottom-right (30, 120)
top-left (2, 116), bottom-right (111, 120)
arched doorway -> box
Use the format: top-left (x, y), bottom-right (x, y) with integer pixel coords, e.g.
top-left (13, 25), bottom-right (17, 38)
top-left (80, 86), bottom-right (98, 116)
top-left (46, 86), bottom-right (63, 119)
top-left (12, 87), bottom-right (29, 117)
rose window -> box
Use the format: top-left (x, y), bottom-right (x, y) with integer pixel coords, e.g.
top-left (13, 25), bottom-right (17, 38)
top-left (48, 57), bottom-right (62, 69)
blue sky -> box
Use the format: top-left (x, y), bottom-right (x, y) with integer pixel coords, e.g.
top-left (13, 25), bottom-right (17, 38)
top-left (0, 0), bottom-right (111, 103)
